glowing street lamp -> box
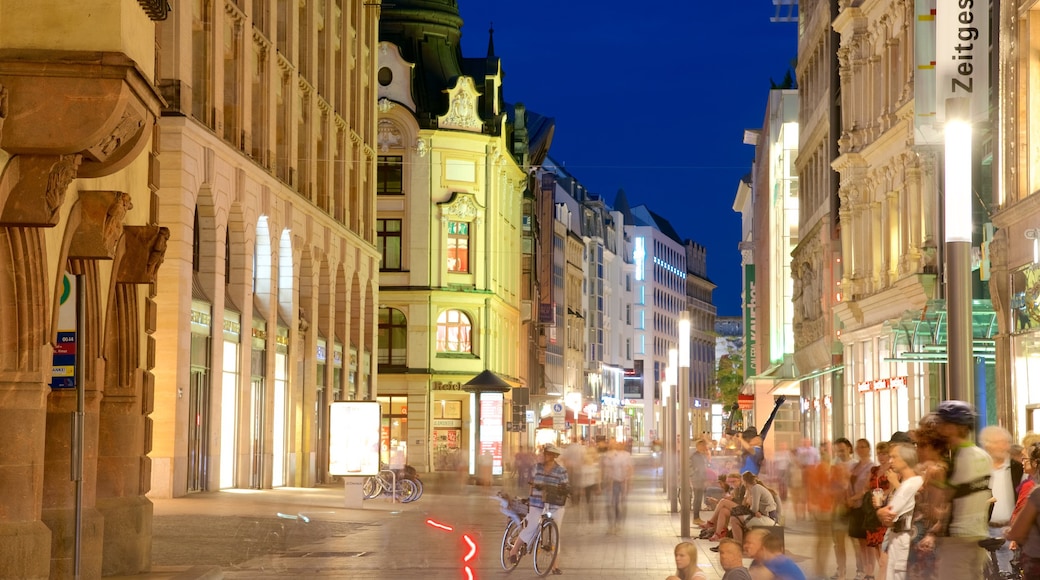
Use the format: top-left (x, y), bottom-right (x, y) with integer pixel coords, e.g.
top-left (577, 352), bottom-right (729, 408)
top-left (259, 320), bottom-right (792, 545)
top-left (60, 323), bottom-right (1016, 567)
top-left (944, 97), bottom-right (973, 403)
top-left (678, 311), bottom-right (692, 537)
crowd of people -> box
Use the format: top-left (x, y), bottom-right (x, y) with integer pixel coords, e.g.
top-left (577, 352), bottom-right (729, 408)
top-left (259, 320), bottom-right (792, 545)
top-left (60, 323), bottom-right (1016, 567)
top-left (506, 399), bottom-right (1040, 580)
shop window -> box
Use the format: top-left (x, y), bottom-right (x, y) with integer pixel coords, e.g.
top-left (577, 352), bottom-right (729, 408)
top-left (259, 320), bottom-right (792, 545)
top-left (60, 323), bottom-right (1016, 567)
top-left (377, 307), bottom-right (407, 366)
top-left (447, 221), bottom-right (470, 273)
top-left (376, 218), bottom-right (402, 271)
top-left (377, 155), bottom-right (403, 194)
top-left (436, 310), bottom-right (472, 353)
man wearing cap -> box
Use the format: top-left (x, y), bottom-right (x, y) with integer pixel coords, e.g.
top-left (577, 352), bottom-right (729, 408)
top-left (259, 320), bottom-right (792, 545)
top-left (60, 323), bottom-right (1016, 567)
top-left (508, 443), bottom-right (569, 573)
top-left (932, 400), bottom-right (991, 578)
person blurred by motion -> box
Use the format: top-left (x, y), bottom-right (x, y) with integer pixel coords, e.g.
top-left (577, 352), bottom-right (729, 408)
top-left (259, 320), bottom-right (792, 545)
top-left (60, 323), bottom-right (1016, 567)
top-left (691, 438), bottom-right (710, 525)
top-left (759, 529), bottom-right (807, 580)
top-left (666, 541), bottom-right (707, 580)
top-left (933, 400), bottom-right (991, 579)
top-left (979, 425), bottom-right (1021, 575)
top-left (1006, 442), bottom-right (1040, 578)
top-left (831, 438), bottom-right (855, 580)
top-left (507, 443), bottom-right (568, 574)
top-left (876, 442), bottom-right (923, 580)
top-left (602, 440), bottom-right (633, 534)
top-left (739, 396), bottom-right (787, 476)
top-left (805, 446), bottom-right (838, 580)
top-left (906, 414), bottom-right (948, 580)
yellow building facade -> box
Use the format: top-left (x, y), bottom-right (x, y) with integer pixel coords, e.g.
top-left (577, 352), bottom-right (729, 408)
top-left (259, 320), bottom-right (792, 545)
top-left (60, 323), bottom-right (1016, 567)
top-left (375, 9), bottom-right (528, 473)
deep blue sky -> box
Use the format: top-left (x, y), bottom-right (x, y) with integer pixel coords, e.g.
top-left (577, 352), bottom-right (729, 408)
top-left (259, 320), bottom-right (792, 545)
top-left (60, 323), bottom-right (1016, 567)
top-left (457, 2), bottom-right (798, 316)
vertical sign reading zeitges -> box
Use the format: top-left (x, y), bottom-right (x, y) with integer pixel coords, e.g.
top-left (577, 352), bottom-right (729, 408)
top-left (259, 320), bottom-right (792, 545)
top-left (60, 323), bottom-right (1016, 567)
top-left (743, 264), bottom-right (757, 377)
top-left (935, 0), bottom-right (988, 123)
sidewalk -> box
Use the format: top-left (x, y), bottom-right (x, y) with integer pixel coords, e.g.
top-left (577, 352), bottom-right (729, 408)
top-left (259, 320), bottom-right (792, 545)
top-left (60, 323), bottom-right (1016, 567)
top-left (116, 453), bottom-right (828, 579)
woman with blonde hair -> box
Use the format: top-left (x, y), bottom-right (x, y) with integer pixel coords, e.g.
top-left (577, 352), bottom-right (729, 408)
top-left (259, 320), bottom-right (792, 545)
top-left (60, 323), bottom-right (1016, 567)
top-left (666, 541), bottom-right (707, 580)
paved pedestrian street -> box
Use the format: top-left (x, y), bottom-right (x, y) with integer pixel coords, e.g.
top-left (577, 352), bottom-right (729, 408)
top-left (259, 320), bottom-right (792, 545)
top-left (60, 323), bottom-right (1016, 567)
top-left (125, 454), bottom-right (824, 580)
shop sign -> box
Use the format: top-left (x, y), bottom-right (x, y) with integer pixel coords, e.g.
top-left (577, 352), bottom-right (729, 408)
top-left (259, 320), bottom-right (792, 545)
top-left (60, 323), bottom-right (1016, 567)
top-left (744, 264), bottom-right (757, 375)
top-left (433, 381), bottom-right (464, 391)
top-left (856, 376), bottom-right (908, 393)
top-left (935, 0), bottom-right (988, 123)
top-left (737, 394), bottom-right (754, 411)
top-left (433, 419), bottom-right (462, 428)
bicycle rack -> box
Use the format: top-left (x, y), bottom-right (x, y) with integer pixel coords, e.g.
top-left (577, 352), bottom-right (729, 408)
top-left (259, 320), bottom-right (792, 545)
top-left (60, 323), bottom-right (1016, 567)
top-left (380, 469), bottom-right (398, 503)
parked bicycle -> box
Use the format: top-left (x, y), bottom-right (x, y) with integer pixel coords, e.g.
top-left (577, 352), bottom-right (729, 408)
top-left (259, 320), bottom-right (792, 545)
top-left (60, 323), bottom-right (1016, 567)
top-left (362, 468), bottom-right (420, 502)
top-left (980, 537), bottom-right (1022, 580)
top-left (496, 483), bottom-right (567, 576)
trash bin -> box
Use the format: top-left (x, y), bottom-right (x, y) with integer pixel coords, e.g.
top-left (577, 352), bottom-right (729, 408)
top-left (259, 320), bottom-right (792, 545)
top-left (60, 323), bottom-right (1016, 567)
top-left (477, 451), bottom-right (493, 486)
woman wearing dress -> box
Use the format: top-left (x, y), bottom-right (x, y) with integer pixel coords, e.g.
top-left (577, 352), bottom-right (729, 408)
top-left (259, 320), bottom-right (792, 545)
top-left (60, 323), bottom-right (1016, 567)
top-left (667, 541), bottom-right (707, 580)
top-left (877, 443), bottom-right (923, 580)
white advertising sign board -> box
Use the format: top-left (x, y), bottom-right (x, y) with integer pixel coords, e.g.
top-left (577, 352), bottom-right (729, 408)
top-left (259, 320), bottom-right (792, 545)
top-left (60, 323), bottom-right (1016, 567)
top-left (934, 0), bottom-right (988, 123)
top-left (328, 401), bottom-right (381, 476)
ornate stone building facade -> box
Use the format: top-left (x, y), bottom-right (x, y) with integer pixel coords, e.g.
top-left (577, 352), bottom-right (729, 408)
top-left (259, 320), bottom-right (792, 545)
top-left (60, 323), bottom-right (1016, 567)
top-left (375, 1), bottom-right (534, 475)
top-left (0, 2), bottom-right (169, 577)
top-left (832, 0), bottom-right (941, 442)
top-left (792, 0), bottom-right (844, 443)
top-left (992, 2), bottom-right (1040, 437)
top-left (150, 0), bottom-right (381, 498)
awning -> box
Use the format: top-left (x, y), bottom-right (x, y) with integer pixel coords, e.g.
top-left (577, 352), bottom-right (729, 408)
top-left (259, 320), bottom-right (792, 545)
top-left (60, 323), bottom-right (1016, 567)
top-left (882, 298), bottom-right (996, 363)
top-left (537, 410), bottom-right (595, 429)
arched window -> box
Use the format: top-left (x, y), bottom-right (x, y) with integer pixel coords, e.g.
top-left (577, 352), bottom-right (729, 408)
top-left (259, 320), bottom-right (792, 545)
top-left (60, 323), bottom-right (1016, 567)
top-left (378, 307), bottom-right (407, 366)
top-left (436, 310), bottom-right (472, 353)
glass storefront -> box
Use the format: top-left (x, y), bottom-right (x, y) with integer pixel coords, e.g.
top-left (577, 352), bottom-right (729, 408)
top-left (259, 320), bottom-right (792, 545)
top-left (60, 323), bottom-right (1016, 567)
top-left (378, 395), bottom-right (408, 467)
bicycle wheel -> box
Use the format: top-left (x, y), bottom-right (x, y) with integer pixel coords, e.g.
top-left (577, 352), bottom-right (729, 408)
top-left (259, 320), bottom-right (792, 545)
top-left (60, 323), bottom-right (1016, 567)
top-left (362, 476), bottom-right (382, 499)
top-left (409, 477), bottom-right (424, 500)
top-left (532, 518), bottom-right (560, 576)
top-left (397, 478), bottom-right (419, 502)
top-left (499, 519), bottom-right (522, 572)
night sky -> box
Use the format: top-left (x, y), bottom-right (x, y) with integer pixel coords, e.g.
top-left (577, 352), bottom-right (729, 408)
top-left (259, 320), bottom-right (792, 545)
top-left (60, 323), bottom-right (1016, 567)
top-left (456, 2), bottom-right (798, 316)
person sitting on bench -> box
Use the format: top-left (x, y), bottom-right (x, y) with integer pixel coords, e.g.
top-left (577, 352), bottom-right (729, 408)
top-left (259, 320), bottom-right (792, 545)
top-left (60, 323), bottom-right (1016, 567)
top-left (728, 472), bottom-right (779, 546)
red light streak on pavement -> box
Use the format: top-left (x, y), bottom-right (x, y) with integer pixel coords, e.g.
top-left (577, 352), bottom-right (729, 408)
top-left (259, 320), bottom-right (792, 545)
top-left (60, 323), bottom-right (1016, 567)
top-left (425, 518), bottom-right (454, 532)
top-left (462, 534), bottom-right (477, 561)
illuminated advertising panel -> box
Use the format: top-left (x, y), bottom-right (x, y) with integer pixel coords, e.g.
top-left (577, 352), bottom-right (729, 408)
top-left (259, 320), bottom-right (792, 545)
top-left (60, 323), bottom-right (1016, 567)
top-left (479, 392), bottom-right (504, 475)
top-left (328, 401), bottom-right (381, 476)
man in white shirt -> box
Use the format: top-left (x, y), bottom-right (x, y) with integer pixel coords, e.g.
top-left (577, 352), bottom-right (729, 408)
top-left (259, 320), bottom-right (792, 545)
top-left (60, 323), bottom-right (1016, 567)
top-left (934, 401), bottom-right (991, 579)
top-left (980, 425), bottom-right (1022, 574)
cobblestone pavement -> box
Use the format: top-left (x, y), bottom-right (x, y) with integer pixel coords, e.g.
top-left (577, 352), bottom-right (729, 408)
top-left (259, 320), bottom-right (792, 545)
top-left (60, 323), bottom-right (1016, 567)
top-left (114, 454), bottom-right (833, 580)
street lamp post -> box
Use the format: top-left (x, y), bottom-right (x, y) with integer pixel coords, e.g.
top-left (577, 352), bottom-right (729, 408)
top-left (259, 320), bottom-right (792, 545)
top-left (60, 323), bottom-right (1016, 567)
top-left (678, 312), bottom-right (692, 538)
top-left (944, 97), bottom-right (973, 403)
top-left (667, 349), bottom-right (678, 514)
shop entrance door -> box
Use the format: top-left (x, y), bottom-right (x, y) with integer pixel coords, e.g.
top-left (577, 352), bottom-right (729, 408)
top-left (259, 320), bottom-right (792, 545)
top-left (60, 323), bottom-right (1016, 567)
top-left (250, 377), bottom-right (266, 489)
top-left (187, 367), bottom-right (210, 492)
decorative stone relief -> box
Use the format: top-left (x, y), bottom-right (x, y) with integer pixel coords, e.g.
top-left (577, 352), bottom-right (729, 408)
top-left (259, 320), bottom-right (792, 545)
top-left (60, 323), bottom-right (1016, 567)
top-left (438, 191), bottom-right (483, 221)
top-left (0, 154), bottom-right (82, 226)
top-left (438, 77), bottom-right (483, 132)
top-left (415, 138), bottom-right (428, 158)
top-left (378, 98), bottom-right (395, 113)
top-left (68, 190), bottom-right (132, 259)
top-left (377, 119), bottom-right (402, 152)
top-left (117, 225), bottom-right (169, 284)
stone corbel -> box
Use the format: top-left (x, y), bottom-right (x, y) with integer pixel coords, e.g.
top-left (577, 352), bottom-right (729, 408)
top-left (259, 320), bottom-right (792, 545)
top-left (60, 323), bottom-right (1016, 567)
top-left (0, 153), bottom-right (81, 226)
top-left (116, 225), bottom-right (169, 285)
top-left (68, 190), bottom-right (133, 259)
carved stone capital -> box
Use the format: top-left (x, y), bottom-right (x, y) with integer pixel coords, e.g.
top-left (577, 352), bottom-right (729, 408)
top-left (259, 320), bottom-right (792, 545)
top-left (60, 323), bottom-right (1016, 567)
top-left (0, 50), bottom-right (163, 178)
top-left (0, 153), bottom-right (81, 226)
top-left (69, 190), bottom-right (132, 259)
top-left (117, 225), bottom-right (169, 284)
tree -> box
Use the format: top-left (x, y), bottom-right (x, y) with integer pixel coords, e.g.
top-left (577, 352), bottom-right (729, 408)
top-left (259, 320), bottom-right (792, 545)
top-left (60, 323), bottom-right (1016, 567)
top-left (715, 351), bottom-right (744, 409)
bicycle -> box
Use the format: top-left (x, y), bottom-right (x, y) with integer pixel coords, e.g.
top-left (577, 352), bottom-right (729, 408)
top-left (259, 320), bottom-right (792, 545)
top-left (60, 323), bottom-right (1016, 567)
top-left (496, 484), bottom-right (568, 576)
top-left (362, 468), bottom-right (420, 502)
top-left (979, 537), bottom-right (1022, 580)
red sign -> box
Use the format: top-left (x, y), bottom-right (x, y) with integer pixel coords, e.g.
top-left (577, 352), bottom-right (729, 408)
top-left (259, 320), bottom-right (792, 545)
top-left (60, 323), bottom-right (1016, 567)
top-left (737, 395), bottom-right (755, 411)
top-left (857, 376), bottom-right (908, 393)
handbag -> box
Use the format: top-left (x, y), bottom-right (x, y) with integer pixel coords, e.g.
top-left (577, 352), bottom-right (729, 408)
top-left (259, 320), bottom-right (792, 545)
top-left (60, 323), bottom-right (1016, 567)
top-left (731, 505), bottom-right (753, 517)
